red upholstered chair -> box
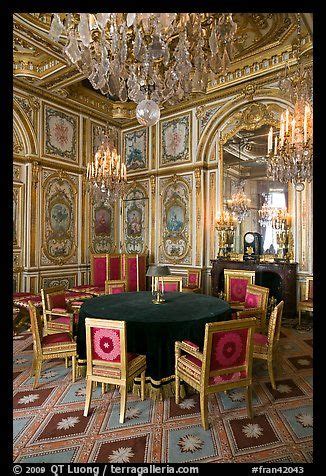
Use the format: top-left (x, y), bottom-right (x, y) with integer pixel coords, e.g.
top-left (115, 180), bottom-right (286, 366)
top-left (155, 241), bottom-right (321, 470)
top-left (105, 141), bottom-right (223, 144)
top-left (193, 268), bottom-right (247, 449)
top-left (253, 301), bottom-right (284, 389)
top-left (183, 269), bottom-right (202, 293)
top-left (83, 318), bottom-right (146, 423)
top-left (175, 318), bottom-right (256, 430)
top-left (123, 253), bottom-right (147, 292)
top-left (107, 254), bottom-right (124, 281)
top-left (41, 286), bottom-right (73, 335)
top-left (224, 269), bottom-right (255, 309)
top-left (157, 276), bottom-right (183, 292)
top-left (236, 284), bottom-right (269, 333)
top-left (28, 302), bottom-right (77, 389)
top-left (90, 253), bottom-right (108, 293)
top-left (298, 276), bottom-right (313, 326)
top-left (105, 280), bottom-right (127, 294)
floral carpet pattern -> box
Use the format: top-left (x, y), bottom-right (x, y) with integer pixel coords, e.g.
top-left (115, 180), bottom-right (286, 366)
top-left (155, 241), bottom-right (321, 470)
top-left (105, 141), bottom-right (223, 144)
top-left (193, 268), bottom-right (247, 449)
top-left (13, 326), bottom-right (313, 463)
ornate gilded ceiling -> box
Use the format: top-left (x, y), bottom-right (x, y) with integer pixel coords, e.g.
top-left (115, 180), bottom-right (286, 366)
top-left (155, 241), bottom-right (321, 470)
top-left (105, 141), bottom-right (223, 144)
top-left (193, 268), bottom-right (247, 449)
top-left (13, 13), bottom-right (313, 127)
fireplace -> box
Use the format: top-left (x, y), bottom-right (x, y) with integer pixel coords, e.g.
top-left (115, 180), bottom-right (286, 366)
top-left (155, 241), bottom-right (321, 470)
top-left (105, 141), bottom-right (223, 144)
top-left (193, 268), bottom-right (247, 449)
top-left (211, 259), bottom-right (298, 319)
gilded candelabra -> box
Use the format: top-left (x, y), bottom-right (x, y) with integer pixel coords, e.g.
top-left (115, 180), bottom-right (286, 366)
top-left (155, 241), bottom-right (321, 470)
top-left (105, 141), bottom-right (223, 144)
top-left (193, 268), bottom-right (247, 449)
top-left (272, 209), bottom-right (293, 261)
top-left (215, 211), bottom-right (237, 257)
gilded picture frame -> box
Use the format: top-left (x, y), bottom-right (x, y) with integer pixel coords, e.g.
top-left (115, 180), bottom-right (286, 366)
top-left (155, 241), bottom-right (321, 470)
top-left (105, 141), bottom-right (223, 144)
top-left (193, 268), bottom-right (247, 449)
top-left (122, 127), bottom-right (148, 172)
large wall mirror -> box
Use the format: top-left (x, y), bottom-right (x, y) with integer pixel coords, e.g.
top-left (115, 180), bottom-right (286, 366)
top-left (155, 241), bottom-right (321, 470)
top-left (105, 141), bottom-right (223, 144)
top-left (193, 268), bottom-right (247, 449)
top-left (219, 104), bottom-right (291, 256)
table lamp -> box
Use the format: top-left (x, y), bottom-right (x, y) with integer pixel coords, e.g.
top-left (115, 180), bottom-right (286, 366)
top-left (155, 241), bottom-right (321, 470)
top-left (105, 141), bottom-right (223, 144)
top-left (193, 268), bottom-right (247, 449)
top-left (146, 265), bottom-right (171, 304)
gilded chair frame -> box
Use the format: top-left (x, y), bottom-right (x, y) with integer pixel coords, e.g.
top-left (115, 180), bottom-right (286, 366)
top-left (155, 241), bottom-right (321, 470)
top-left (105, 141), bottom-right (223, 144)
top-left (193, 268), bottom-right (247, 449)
top-left (105, 280), bottom-right (127, 294)
top-left (84, 318), bottom-right (146, 423)
top-left (236, 284), bottom-right (270, 333)
top-left (28, 302), bottom-right (77, 389)
top-left (157, 275), bottom-right (183, 292)
top-left (40, 285), bottom-right (73, 335)
top-left (298, 276), bottom-right (313, 326)
top-left (183, 268), bottom-right (202, 293)
top-left (253, 301), bottom-right (284, 389)
top-left (224, 269), bottom-right (255, 308)
top-left (175, 317), bottom-right (256, 430)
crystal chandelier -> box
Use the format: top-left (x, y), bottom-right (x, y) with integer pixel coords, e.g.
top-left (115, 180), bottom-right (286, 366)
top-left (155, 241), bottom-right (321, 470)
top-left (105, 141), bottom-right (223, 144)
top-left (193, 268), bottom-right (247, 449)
top-left (267, 14), bottom-right (313, 192)
top-left (49, 13), bottom-right (237, 126)
top-left (226, 184), bottom-right (251, 223)
top-left (258, 193), bottom-right (279, 227)
top-left (86, 128), bottom-right (127, 202)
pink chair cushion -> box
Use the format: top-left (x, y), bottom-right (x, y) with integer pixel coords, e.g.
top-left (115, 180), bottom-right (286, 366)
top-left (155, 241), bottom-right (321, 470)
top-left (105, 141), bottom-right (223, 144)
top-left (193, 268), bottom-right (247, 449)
top-left (51, 316), bottom-right (70, 324)
top-left (244, 292), bottom-right (261, 309)
top-left (126, 257), bottom-right (138, 292)
top-left (49, 293), bottom-right (67, 310)
top-left (13, 292), bottom-right (32, 298)
top-left (91, 327), bottom-right (121, 363)
top-left (70, 301), bottom-right (84, 306)
top-left (42, 332), bottom-right (73, 346)
top-left (183, 340), bottom-right (199, 350)
top-left (159, 281), bottom-right (179, 292)
top-left (51, 307), bottom-right (69, 314)
top-left (93, 257), bottom-right (107, 287)
top-left (210, 370), bottom-right (247, 385)
top-left (110, 286), bottom-right (125, 294)
top-left (188, 273), bottom-right (199, 286)
top-left (253, 333), bottom-right (268, 346)
top-left (184, 354), bottom-right (202, 367)
top-left (210, 328), bottom-right (248, 371)
top-left (230, 278), bottom-right (248, 302)
top-left (137, 255), bottom-right (147, 291)
top-left (109, 256), bottom-right (122, 280)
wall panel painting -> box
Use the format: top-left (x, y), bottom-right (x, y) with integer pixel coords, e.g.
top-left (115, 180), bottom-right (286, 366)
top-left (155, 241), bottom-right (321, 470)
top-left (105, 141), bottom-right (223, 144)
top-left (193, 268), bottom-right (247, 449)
top-left (160, 175), bottom-right (192, 264)
top-left (123, 184), bottom-right (148, 254)
top-left (160, 113), bottom-right (191, 167)
top-left (123, 128), bottom-right (148, 171)
top-left (41, 171), bottom-right (77, 265)
top-left (90, 194), bottom-right (115, 254)
top-left (43, 104), bottom-right (78, 162)
top-left (92, 123), bottom-right (119, 156)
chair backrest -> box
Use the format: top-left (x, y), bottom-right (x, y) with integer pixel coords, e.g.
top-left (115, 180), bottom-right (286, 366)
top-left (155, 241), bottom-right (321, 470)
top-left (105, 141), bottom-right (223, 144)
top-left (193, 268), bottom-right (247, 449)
top-left (267, 300), bottom-right (284, 350)
top-left (306, 276), bottom-right (313, 301)
top-left (187, 269), bottom-right (202, 288)
top-left (244, 284), bottom-right (269, 311)
top-left (28, 301), bottom-right (43, 357)
top-left (90, 254), bottom-right (108, 288)
top-left (157, 276), bottom-right (183, 292)
top-left (105, 280), bottom-right (126, 295)
top-left (41, 286), bottom-right (67, 309)
top-left (224, 269), bottom-right (255, 303)
top-left (107, 254), bottom-right (124, 281)
top-left (201, 318), bottom-right (256, 387)
top-left (85, 318), bottom-right (127, 379)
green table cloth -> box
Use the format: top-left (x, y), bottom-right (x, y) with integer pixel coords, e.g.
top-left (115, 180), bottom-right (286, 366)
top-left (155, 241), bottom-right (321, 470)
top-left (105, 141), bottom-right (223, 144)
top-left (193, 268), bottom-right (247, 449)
top-left (77, 291), bottom-right (231, 382)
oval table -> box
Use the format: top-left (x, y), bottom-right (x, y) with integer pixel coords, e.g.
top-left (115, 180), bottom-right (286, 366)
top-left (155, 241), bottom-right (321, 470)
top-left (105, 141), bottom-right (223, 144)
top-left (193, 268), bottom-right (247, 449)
top-left (77, 291), bottom-right (231, 399)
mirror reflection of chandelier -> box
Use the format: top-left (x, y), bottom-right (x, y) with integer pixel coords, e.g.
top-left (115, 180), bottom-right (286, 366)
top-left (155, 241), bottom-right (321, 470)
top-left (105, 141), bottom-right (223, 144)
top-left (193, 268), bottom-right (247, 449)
top-left (86, 128), bottom-right (127, 202)
top-left (267, 14), bottom-right (313, 192)
top-left (226, 182), bottom-right (251, 223)
top-left (48, 13), bottom-right (237, 126)
top-left (258, 194), bottom-right (279, 227)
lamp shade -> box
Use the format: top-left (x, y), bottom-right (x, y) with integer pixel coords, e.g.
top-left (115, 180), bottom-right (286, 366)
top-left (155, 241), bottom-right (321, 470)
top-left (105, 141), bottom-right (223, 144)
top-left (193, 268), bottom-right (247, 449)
top-left (146, 265), bottom-right (171, 277)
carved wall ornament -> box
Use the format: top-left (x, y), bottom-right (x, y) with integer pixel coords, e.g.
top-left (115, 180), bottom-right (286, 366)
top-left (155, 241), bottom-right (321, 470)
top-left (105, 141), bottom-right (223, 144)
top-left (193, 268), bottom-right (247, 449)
top-left (150, 175), bottom-right (156, 195)
top-left (41, 171), bottom-right (77, 265)
top-left (160, 175), bottom-right (192, 264)
top-left (32, 161), bottom-right (39, 189)
top-left (160, 113), bottom-right (191, 167)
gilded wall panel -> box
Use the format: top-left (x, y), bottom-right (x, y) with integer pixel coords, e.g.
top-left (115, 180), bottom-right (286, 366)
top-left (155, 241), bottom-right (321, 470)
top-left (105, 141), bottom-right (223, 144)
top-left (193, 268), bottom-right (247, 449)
top-left (43, 103), bottom-right (79, 162)
top-left (40, 274), bottom-right (77, 290)
top-left (91, 122), bottom-right (119, 156)
top-left (122, 182), bottom-right (149, 254)
top-left (123, 127), bottom-right (148, 171)
top-left (13, 183), bottom-right (24, 250)
top-left (159, 175), bottom-right (192, 264)
top-left (90, 193), bottom-right (116, 254)
top-left (41, 170), bottom-right (78, 265)
top-left (159, 113), bottom-right (192, 167)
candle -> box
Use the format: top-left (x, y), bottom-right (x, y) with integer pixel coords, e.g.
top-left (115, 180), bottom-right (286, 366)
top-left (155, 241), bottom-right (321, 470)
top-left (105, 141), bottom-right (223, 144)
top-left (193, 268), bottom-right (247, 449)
top-left (268, 127), bottom-right (273, 153)
top-left (285, 109), bottom-right (289, 134)
top-left (274, 135), bottom-right (278, 155)
top-left (291, 118), bottom-right (296, 144)
top-left (304, 104), bottom-right (309, 143)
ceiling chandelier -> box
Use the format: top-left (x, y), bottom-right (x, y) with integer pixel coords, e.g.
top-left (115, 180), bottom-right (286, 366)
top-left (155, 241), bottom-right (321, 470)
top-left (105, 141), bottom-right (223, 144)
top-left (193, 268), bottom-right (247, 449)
top-left (86, 127), bottom-right (127, 202)
top-left (49, 13), bottom-right (237, 126)
top-left (267, 14), bottom-right (313, 192)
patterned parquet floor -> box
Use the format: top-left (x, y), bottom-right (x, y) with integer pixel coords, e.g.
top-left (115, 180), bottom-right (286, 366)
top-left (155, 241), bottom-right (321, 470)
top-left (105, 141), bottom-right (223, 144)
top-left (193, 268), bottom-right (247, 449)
top-left (13, 324), bottom-right (313, 463)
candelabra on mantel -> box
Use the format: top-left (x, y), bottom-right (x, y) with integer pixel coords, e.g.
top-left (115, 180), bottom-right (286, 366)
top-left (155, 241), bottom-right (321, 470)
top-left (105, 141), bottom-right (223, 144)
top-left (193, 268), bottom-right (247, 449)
top-left (215, 210), bottom-right (238, 258)
top-left (272, 209), bottom-right (294, 262)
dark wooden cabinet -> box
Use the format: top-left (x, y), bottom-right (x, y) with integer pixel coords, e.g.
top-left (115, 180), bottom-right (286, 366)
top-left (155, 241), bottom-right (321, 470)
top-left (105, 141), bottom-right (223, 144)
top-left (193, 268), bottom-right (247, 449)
top-left (211, 259), bottom-right (298, 319)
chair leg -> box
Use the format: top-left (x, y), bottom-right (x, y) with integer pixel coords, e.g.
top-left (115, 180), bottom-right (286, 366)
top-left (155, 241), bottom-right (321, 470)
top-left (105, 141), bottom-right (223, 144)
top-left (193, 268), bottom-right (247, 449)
top-left (30, 356), bottom-right (37, 377)
top-left (84, 378), bottom-right (93, 417)
top-left (71, 356), bottom-right (76, 383)
top-left (101, 383), bottom-right (106, 395)
top-left (33, 361), bottom-right (42, 389)
top-left (199, 393), bottom-right (208, 430)
top-left (175, 374), bottom-right (180, 404)
top-left (268, 359), bottom-right (276, 389)
top-left (119, 385), bottom-right (127, 424)
top-left (246, 386), bottom-right (253, 419)
top-left (140, 371), bottom-right (146, 401)
top-left (65, 357), bottom-right (69, 368)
